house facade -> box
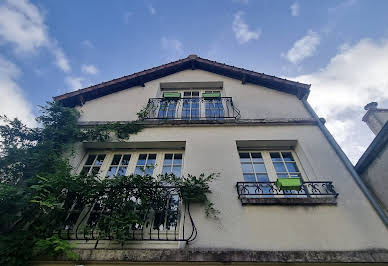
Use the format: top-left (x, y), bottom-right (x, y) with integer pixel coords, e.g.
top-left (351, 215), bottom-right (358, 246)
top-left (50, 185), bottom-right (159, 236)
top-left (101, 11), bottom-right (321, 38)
top-left (356, 102), bottom-right (388, 215)
top-left (36, 55), bottom-right (388, 265)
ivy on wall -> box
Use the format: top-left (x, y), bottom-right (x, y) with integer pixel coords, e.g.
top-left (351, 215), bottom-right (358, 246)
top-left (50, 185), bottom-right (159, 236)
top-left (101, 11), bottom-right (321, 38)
top-left (0, 102), bottom-right (217, 266)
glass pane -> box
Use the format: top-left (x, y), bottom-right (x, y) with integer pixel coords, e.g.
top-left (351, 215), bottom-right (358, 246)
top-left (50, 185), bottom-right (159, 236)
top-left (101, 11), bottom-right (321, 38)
top-left (239, 153), bottom-right (251, 162)
top-left (273, 162), bottom-right (286, 172)
top-left (277, 173), bottom-right (289, 178)
top-left (183, 91), bottom-right (191, 97)
top-left (251, 153), bottom-right (264, 162)
top-left (192, 91), bottom-right (199, 96)
top-left (135, 166), bottom-right (144, 175)
top-left (95, 155), bottom-right (106, 166)
top-left (162, 166), bottom-right (171, 174)
top-left (145, 167), bottom-right (154, 176)
top-left (137, 154), bottom-right (147, 165)
top-left (106, 166), bottom-right (117, 177)
top-left (147, 154), bottom-right (156, 165)
top-left (164, 154), bottom-right (173, 165)
top-left (173, 154), bottom-right (182, 165)
top-left (243, 174), bottom-right (256, 182)
top-left (286, 162), bottom-right (299, 172)
top-left (289, 173), bottom-right (302, 178)
top-left (121, 155), bottom-right (131, 165)
top-left (270, 152), bottom-right (282, 162)
top-left (172, 166), bottom-right (182, 176)
top-left (241, 163), bottom-right (254, 173)
top-left (91, 167), bottom-right (100, 175)
top-left (111, 155), bottom-right (122, 165)
top-left (85, 155), bottom-right (96, 165)
top-left (256, 174), bottom-right (270, 182)
top-left (117, 166), bottom-right (127, 176)
top-left (282, 152), bottom-right (294, 161)
top-left (81, 167), bottom-right (90, 175)
top-left (254, 163), bottom-right (267, 173)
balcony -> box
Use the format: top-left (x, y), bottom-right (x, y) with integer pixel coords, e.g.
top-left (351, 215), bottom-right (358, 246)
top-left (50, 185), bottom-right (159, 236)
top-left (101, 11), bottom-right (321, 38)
top-left (236, 181), bottom-right (338, 205)
top-left (144, 97), bottom-right (240, 120)
top-left (58, 186), bottom-right (197, 247)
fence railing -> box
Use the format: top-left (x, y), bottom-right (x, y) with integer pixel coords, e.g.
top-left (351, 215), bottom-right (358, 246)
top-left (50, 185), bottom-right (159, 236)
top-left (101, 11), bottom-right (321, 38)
top-left (236, 181), bottom-right (339, 199)
top-left (58, 186), bottom-right (197, 246)
top-left (144, 97), bottom-right (240, 120)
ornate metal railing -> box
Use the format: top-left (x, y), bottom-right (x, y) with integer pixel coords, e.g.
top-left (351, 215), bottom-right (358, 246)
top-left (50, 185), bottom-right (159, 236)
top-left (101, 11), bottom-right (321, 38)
top-left (236, 181), bottom-right (339, 199)
top-left (57, 186), bottom-right (197, 246)
top-left (144, 97), bottom-right (241, 120)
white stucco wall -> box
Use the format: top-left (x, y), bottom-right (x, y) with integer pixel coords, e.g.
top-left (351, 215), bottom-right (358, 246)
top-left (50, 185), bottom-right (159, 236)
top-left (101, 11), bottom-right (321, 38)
top-left (69, 69), bottom-right (388, 251)
top-left (76, 69), bottom-right (311, 121)
top-left (361, 144), bottom-right (388, 213)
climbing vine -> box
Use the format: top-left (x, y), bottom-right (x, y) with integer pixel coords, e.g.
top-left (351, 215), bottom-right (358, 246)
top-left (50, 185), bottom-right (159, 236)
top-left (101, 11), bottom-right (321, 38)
top-left (0, 102), bottom-right (217, 266)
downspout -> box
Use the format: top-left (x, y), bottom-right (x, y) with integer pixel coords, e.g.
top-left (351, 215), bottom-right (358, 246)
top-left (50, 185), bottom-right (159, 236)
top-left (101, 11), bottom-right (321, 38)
top-left (302, 98), bottom-right (388, 228)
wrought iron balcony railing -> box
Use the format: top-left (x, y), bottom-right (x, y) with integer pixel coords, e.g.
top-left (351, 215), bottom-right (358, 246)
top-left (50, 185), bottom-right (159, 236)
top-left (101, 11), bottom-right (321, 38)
top-left (236, 181), bottom-right (338, 205)
top-left (58, 186), bottom-right (197, 246)
top-left (144, 97), bottom-right (240, 120)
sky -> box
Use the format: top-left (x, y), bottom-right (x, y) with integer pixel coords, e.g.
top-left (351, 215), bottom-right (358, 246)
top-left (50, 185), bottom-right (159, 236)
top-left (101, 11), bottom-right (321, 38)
top-left (1, 0), bottom-right (388, 164)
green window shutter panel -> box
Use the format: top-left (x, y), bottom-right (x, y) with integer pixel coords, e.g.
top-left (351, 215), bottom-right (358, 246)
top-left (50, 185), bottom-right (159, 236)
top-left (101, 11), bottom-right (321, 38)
top-left (163, 92), bottom-right (181, 98)
top-left (276, 177), bottom-right (302, 191)
top-left (202, 92), bottom-right (221, 98)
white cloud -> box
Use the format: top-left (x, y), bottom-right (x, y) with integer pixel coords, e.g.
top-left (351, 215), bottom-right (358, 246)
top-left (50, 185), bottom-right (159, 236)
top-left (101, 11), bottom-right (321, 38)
top-left (289, 38), bottom-right (388, 162)
top-left (0, 56), bottom-right (36, 127)
top-left (81, 64), bottom-right (98, 75)
top-left (161, 37), bottom-right (183, 60)
top-left (290, 2), bottom-right (300, 16)
top-left (0, 0), bottom-right (70, 72)
top-left (232, 11), bottom-right (261, 44)
top-left (148, 4), bottom-right (156, 15)
top-left (65, 76), bottom-right (84, 91)
top-left (283, 30), bottom-right (320, 64)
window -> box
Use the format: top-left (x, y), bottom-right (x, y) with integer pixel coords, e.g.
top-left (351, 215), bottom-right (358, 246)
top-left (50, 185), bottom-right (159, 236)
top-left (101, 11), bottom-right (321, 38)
top-left (182, 91), bottom-right (200, 120)
top-left (238, 150), bottom-right (305, 196)
top-left (135, 153), bottom-right (157, 176)
top-left (158, 100), bottom-right (177, 119)
top-left (106, 154), bottom-right (131, 178)
top-left (80, 154), bottom-right (106, 176)
top-left (203, 91), bottom-right (224, 119)
top-left (162, 153), bottom-right (183, 176)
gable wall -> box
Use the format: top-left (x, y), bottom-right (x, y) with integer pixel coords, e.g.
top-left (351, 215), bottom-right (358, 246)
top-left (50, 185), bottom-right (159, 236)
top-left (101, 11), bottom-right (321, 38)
top-left (76, 70), bottom-right (311, 122)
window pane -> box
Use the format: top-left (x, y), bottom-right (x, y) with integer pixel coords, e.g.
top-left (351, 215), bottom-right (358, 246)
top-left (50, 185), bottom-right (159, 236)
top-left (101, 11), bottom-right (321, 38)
top-left (286, 162), bottom-right (299, 172)
top-left (256, 174), bottom-right (270, 182)
top-left (172, 166), bottom-right (182, 176)
top-left (95, 155), bottom-right (106, 166)
top-left (241, 163), bottom-right (254, 173)
top-left (251, 153), bottom-right (264, 162)
top-left (135, 166), bottom-right (144, 175)
top-left (162, 166), bottom-right (171, 174)
top-left (183, 91), bottom-right (191, 97)
top-left (277, 173), bottom-right (289, 178)
top-left (145, 167), bottom-right (154, 176)
top-left (106, 166), bottom-right (117, 177)
top-left (270, 152), bottom-right (282, 162)
top-left (282, 152), bottom-right (294, 161)
top-left (137, 154), bottom-right (147, 165)
top-left (273, 162), bottom-right (286, 172)
top-left (81, 167), bottom-right (90, 175)
top-left (117, 167), bottom-right (127, 176)
top-left (121, 155), bottom-right (131, 165)
top-left (164, 154), bottom-right (173, 165)
top-left (243, 174), bottom-right (256, 182)
top-left (239, 153), bottom-right (250, 162)
top-left (254, 163), bottom-right (266, 173)
top-left (147, 154), bottom-right (156, 165)
top-left (289, 173), bottom-right (302, 178)
top-left (91, 167), bottom-right (100, 175)
top-left (192, 91), bottom-right (199, 96)
top-left (174, 154), bottom-right (182, 164)
top-left (85, 155), bottom-right (96, 165)
top-left (111, 155), bottom-right (122, 165)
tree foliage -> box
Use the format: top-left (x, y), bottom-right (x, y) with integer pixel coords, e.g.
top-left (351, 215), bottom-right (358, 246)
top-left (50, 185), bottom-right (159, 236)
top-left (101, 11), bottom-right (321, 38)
top-left (0, 102), bottom-right (217, 265)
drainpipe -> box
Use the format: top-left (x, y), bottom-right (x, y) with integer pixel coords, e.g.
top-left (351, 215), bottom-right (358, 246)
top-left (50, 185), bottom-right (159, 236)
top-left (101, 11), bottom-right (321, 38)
top-left (302, 98), bottom-right (388, 228)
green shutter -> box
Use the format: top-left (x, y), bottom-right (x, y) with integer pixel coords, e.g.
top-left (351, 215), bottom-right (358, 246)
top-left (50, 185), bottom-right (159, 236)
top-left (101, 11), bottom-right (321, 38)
top-left (275, 177), bottom-right (302, 191)
top-left (202, 92), bottom-right (221, 98)
top-left (163, 92), bottom-right (181, 99)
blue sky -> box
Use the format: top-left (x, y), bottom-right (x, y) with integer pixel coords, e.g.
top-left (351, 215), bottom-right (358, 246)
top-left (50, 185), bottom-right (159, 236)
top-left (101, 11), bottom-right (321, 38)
top-left (1, 0), bottom-right (388, 163)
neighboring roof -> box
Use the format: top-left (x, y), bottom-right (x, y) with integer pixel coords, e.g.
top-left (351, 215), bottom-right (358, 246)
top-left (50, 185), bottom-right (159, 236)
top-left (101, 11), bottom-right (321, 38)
top-left (54, 54), bottom-right (311, 107)
top-left (355, 121), bottom-right (388, 174)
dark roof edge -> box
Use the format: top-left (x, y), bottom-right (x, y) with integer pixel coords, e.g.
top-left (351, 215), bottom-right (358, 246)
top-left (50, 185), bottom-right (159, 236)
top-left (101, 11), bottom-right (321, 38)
top-left (53, 55), bottom-right (311, 107)
top-left (355, 121), bottom-right (388, 174)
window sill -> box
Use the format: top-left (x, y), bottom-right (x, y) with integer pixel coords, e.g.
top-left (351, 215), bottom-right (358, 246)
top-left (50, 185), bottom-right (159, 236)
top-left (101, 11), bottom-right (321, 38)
top-left (239, 196), bottom-right (337, 205)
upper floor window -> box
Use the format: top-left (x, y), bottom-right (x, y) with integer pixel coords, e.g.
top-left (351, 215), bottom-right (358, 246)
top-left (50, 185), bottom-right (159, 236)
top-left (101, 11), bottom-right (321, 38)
top-left (80, 154), bottom-right (106, 176)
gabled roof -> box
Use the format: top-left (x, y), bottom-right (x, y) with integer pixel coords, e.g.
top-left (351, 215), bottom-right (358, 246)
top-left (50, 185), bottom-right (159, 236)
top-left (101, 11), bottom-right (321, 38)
top-left (54, 55), bottom-right (311, 107)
